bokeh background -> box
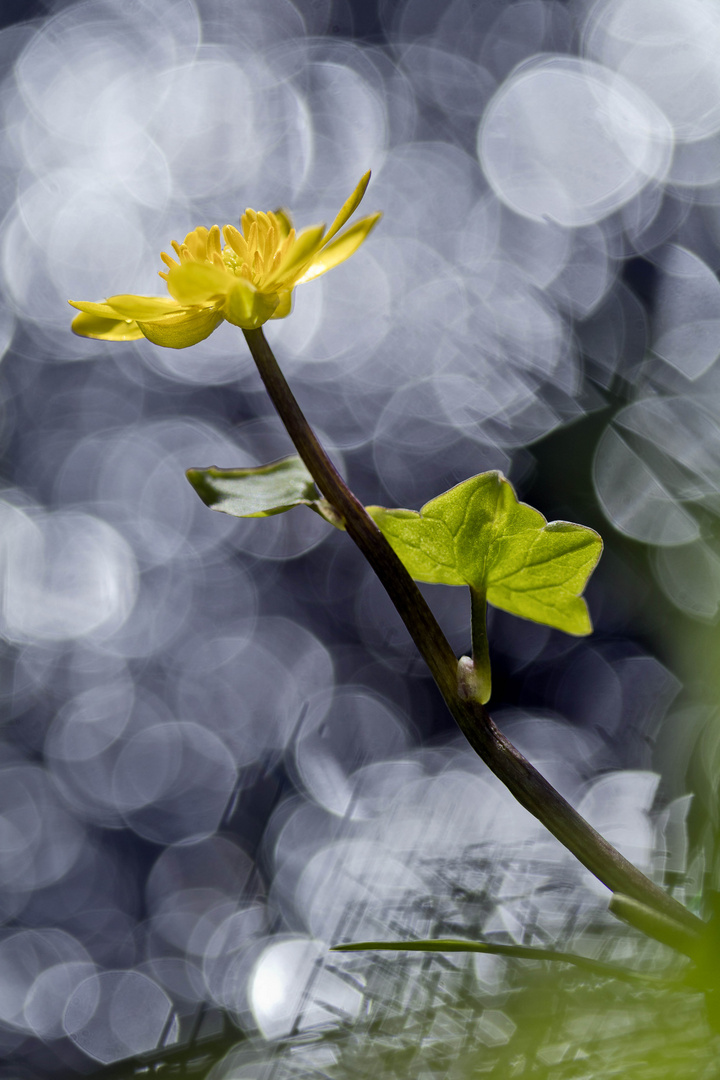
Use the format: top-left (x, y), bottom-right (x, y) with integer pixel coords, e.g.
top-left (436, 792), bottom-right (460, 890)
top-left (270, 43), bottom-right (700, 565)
top-left (1, 0), bottom-right (720, 1075)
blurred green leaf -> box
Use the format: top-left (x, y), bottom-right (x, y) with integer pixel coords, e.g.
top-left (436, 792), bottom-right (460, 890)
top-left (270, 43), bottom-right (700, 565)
top-left (186, 455), bottom-right (343, 527)
top-left (366, 470), bottom-right (602, 634)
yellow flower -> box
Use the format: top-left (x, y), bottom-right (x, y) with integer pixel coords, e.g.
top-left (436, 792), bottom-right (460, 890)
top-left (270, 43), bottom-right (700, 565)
top-left (69, 172), bottom-right (380, 349)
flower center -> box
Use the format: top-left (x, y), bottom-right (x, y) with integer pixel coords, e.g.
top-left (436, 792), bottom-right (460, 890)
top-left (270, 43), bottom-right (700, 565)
top-left (159, 211), bottom-right (296, 293)
top-left (221, 210), bottom-right (295, 289)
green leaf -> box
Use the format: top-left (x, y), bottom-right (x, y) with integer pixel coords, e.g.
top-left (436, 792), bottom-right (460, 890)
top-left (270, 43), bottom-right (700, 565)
top-left (186, 455), bottom-right (342, 526)
top-left (366, 470), bottom-right (602, 635)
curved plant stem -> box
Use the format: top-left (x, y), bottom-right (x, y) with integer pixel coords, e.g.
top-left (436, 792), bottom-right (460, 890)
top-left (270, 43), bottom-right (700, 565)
top-left (243, 327), bottom-right (704, 944)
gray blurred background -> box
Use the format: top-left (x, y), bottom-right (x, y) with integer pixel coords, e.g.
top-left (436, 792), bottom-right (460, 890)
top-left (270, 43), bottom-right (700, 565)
top-left (0, 0), bottom-right (719, 1074)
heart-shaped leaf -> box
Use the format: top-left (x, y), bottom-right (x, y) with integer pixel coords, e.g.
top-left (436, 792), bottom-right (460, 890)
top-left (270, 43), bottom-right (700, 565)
top-left (367, 471), bottom-right (602, 702)
top-left (366, 471), bottom-right (602, 634)
top-left (186, 456), bottom-right (342, 526)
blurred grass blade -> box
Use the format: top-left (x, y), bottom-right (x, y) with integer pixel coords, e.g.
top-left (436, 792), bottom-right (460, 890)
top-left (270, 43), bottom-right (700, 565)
top-left (610, 893), bottom-right (702, 958)
top-left (332, 938), bottom-right (662, 984)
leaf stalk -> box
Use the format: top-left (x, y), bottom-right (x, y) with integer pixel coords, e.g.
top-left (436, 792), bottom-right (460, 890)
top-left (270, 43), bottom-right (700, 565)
top-left (469, 586), bottom-right (492, 703)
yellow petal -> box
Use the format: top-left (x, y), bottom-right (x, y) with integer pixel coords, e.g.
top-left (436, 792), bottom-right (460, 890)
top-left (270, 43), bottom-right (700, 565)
top-left (271, 209), bottom-right (293, 239)
top-left (223, 279), bottom-right (279, 329)
top-left (136, 306), bottom-right (224, 349)
top-left (322, 171), bottom-right (371, 246)
top-left (261, 223), bottom-right (276, 264)
top-left (69, 299), bottom-right (124, 318)
top-left (184, 226), bottom-right (215, 261)
top-left (105, 295), bottom-right (185, 319)
top-left (269, 289), bottom-right (293, 320)
top-left (296, 212), bottom-right (381, 284)
top-left (207, 224), bottom-right (222, 259)
top-left (222, 224), bottom-right (249, 261)
top-left (166, 262), bottom-right (230, 306)
top-left (267, 222), bottom-right (326, 286)
top-left (241, 209), bottom-right (257, 234)
top-left (71, 310), bottom-right (145, 341)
